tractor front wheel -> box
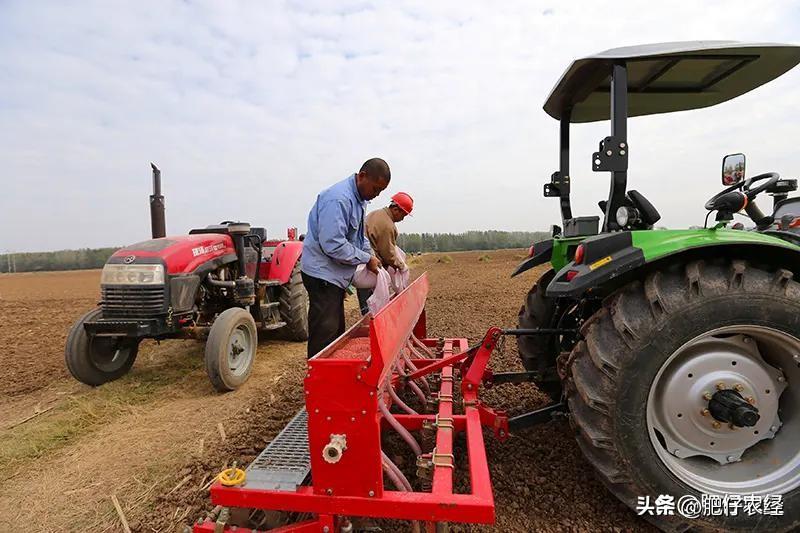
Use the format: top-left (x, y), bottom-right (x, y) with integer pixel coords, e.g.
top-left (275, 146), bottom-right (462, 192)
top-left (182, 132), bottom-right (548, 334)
top-left (205, 307), bottom-right (258, 392)
top-left (565, 260), bottom-right (800, 531)
top-left (65, 307), bottom-right (139, 386)
top-left (517, 268), bottom-right (561, 399)
top-left (279, 262), bottom-right (309, 341)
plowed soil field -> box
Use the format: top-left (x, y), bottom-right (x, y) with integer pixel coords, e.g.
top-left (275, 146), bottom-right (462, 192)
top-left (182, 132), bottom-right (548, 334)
top-left (0, 250), bottom-right (648, 532)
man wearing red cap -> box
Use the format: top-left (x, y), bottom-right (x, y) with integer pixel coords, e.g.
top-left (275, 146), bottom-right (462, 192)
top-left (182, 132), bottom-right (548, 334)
top-left (357, 192), bottom-right (414, 314)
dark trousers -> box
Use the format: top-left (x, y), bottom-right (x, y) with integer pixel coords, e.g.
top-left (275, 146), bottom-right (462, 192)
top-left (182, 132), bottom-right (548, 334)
top-left (356, 288), bottom-right (373, 316)
top-left (302, 272), bottom-right (346, 359)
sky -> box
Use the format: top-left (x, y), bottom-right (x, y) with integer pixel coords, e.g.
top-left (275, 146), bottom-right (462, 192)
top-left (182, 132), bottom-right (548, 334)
top-left (1, 1), bottom-right (800, 252)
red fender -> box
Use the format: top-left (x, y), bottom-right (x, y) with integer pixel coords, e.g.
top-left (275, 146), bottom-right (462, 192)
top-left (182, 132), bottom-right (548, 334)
top-left (268, 240), bottom-right (303, 284)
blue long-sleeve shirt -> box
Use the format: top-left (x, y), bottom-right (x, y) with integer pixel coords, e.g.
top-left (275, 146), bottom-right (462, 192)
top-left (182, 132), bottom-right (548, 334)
top-left (301, 174), bottom-right (372, 288)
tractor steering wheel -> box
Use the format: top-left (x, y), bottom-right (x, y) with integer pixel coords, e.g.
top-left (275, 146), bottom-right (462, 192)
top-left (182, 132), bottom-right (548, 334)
top-left (704, 173), bottom-right (780, 222)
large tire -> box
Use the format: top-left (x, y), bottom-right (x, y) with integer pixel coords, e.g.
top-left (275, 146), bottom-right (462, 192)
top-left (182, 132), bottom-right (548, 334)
top-left (517, 269), bottom-right (561, 399)
top-left (65, 307), bottom-right (139, 386)
top-left (564, 259), bottom-right (800, 531)
top-left (205, 307), bottom-right (258, 392)
top-left (279, 262), bottom-right (309, 341)
top-left (518, 269), bottom-right (558, 370)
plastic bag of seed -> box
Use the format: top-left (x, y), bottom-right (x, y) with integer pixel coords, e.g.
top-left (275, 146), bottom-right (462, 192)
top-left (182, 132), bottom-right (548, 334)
top-left (367, 269), bottom-right (393, 314)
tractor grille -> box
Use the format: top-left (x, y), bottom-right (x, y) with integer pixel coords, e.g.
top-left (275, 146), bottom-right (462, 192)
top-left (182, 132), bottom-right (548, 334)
top-left (101, 285), bottom-right (167, 318)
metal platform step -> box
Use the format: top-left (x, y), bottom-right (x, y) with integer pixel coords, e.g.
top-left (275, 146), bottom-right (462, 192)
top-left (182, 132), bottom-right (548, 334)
top-left (245, 409), bottom-right (310, 491)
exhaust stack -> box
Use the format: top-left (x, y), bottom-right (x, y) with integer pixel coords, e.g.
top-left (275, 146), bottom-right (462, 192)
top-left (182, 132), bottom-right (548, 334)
top-left (149, 163), bottom-right (166, 239)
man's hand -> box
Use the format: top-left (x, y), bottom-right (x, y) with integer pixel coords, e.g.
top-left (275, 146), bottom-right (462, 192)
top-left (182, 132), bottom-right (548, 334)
top-left (397, 260), bottom-right (408, 272)
top-left (367, 255), bottom-right (382, 274)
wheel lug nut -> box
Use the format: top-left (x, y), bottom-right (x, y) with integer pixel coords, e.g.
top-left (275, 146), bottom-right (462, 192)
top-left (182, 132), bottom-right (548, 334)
top-left (770, 425), bottom-right (778, 433)
top-left (712, 421), bottom-right (721, 429)
top-left (727, 455), bottom-right (735, 462)
top-left (703, 392), bottom-right (713, 401)
top-left (746, 397), bottom-right (755, 405)
top-left (734, 384), bottom-right (743, 392)
top-left (701, 408), bottom-right (710, 417)
top-left (716, 382), bottom-right (726, 390)
top-left (778, 376), bottom-right (786, 383)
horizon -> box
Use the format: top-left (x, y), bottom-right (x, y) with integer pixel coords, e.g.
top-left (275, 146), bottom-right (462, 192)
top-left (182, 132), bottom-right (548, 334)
top-left (1, 227), bottom-right (550, 256)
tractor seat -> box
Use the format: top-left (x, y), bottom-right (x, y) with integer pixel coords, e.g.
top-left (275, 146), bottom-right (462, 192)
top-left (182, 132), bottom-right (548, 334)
top-left (189, 224), bottom-right (267, 242)
top-left (563, 216), bottom-right (600, 237)
top-left (773, 197), bottom-right (800, 220)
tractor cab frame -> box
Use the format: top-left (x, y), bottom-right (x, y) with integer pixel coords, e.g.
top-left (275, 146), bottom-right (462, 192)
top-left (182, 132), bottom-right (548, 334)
top-left (544, 41), bottom-right (800, 236)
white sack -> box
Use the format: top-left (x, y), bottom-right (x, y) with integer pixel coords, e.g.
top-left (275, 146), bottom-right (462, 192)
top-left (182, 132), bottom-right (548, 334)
top-left (389, 246), bottom-right (410, 291)
top-left (367, 269), bottom-right (393, 315)
top-left (352, 264), bottom-right (377, 289)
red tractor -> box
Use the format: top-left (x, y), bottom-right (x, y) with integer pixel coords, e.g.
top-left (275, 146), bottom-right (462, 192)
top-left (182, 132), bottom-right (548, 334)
top-left (65, 164), bottom-right (308, 392)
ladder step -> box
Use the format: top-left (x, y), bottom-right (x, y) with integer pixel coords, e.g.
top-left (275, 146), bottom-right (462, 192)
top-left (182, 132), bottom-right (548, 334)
top-left (261, 321), bottom-right (287, 331)
top-left (246, 409), bottom-right (310, 491)
top-left (259, 279), bottom-right (282, 287)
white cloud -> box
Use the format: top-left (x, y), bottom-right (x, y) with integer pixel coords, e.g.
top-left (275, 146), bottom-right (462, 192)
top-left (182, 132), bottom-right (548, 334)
top-left (1, 0), bottom-right (799, 251)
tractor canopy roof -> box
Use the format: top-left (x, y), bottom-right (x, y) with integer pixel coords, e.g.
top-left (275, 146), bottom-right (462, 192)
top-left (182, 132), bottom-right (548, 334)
top-left (544, 41), bottom-right (800, 123)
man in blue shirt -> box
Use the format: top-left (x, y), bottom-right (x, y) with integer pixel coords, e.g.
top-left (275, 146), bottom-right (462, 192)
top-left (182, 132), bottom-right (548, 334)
top-left (301, 158), bottom-right (389, 358)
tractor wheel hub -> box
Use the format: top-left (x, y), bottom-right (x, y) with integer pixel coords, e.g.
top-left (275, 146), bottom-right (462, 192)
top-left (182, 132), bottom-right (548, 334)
top-left (648, 333), bottom-right (785, 465)
top-left (708, 388), bottom-right (760, 427)
top-left (226, 325), bottom-right (254, 376)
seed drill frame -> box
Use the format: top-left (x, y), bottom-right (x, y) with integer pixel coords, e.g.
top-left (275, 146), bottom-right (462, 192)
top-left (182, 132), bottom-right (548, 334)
top-left (192, 274), bottom-right (553, 532)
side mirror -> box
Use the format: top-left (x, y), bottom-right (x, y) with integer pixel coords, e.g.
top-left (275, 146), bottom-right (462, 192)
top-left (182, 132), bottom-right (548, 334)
top-left (722, 153), bottom-right (746, 186)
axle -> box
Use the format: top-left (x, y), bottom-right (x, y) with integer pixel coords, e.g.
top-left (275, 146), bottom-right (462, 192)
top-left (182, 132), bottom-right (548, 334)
top-left (708, 388), bottom-right (760, 427)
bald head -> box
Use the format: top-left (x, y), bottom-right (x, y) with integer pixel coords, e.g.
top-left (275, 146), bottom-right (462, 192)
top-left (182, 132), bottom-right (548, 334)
top-left (356, 157), bottom-right (391, 200)
top-left (359, 158), bottom-right (391, 182)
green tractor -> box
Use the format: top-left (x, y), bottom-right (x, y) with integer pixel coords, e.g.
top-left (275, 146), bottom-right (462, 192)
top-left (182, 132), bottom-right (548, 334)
top-left (513, 42), bottom-right (800, 530)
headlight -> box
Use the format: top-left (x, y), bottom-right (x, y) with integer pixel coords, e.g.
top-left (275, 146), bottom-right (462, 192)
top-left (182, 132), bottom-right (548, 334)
top-left (616, 206), bottom-right (631, 228)
top-left (101, 264), bottom-right (165, 285)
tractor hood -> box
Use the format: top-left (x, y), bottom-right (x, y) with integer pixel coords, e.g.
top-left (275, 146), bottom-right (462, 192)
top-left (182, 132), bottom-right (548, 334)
top-left (107, 234), bottom-right (236, 275)
top-left (545, 41), bottom-right (800, 123)
top-left (546, 229), bottom-right (800, 299)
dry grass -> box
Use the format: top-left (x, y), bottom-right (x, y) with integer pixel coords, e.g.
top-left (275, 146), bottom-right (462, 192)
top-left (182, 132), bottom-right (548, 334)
top-left (0, 336), bottom-right (306, 532)
top-left (405, 255), bottom-right (422, 268)
top-left (0, 348), bottom-right (202, 475)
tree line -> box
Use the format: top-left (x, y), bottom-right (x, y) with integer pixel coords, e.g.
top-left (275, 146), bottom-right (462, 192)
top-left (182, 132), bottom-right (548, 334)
top-left (397, 230), bottom-right (549, 254)
top-left (1, 230), bottom-right (549, 273)
top-left (1, 248), bottom-right (120, 273)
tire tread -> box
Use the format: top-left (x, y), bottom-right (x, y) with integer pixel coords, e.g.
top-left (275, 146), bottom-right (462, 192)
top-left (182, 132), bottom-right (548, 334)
top-left (279, 263), bottom-right (309, 341)
top-left (565, 259), bottom-right (800, 531)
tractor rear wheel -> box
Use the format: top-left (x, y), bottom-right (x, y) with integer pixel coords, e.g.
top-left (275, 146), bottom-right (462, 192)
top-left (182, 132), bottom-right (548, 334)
top-left (65, 307), bottom-right (139, 386)
top-left (205, 307), bottom-right (257, 392)
top-left (564, 260), bottom-right (800, 531)
top-left (279, 262), bottom-right (309, 341)
top-left (517, 268), bottom-right (561, 399)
